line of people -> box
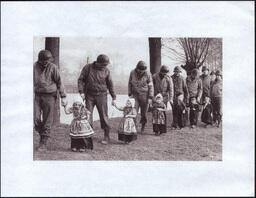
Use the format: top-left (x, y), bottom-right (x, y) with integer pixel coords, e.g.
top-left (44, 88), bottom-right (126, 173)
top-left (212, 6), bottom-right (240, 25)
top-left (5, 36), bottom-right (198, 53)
top-left (34, 51), bottom-right (222, 152)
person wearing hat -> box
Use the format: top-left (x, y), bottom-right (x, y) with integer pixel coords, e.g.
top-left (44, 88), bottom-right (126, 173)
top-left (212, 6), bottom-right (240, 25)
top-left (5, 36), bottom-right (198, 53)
top-left (210, 70), bottom-right (222, 127)
top-left (128, 60), bottom-right (154, 133)
top-left (152, 65), bottom-right (174, 106)
top-left (200, 66), bottom-right (212, 102)
top-left (78, 54), bottom-right (116, 144)
top-left (34, 50), bottom-right (67, 151)
top-left (171, 66), bottom-right (189, 129)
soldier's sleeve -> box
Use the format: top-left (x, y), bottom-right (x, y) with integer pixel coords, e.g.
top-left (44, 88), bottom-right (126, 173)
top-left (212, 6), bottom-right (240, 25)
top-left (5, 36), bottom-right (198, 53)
top-left (77, 65), bottom-right (88, 94)
top-left (197, 79), bottom-right (203, 100)
top-left (106, 69), bottom-right (117, 100)
top-left (52, 64), bottom-right (66, 98)
top-left (168, 77), bottom-right (174, 102)
top-left (147, 72), bottom-right (154, 99)
top-left (128, 71), bottom-right (133, 97)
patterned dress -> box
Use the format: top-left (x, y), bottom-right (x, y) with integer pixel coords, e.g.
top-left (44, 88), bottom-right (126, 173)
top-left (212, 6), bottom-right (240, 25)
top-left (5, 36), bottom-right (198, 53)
top-left (152, 102), bottom-right (167, 134)
top-left (118, 107), bottom-right (137, 143)
top-left (67, 106), bottom-right (94, 149)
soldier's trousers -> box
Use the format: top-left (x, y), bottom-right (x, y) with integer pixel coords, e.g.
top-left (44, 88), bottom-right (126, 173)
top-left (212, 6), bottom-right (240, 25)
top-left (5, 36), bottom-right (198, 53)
top-left (172, 102), bottom-right (185, 128)
top-left (134, 93), bottom-right (149, 126)
top-left (212, 97), bottom-right (222, 123)
top-left (34, 93), bottom-right (56, 137)
top-left (86, 94), bottom-right (110, 134)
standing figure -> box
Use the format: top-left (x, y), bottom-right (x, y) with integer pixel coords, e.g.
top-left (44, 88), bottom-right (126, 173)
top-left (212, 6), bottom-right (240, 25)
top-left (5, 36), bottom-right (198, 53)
top-left (151, 94), bottom-right (167, 136)
top-left (210, 70), bottom-right (222, 127)
top-left (171, 66), bottom-right (189, 129)
top-left (114, 98), bottom-right (137, 144)
top-left (63, 101), bottom-right (94, 152)
top-left (200, 66), bottom-right (212, 103)
top-left (175, 94), bottom-right (187, 129)
top-left (201, 96), bottom-right (213, 127)
top-left (78, 54), bottom-right (117, 145)
top-left (189, 97), bottom-right (201, 128)
top-left (34, 50), bottom-right (67, 151)
top-left (128, 61), bottom-right (154, 133)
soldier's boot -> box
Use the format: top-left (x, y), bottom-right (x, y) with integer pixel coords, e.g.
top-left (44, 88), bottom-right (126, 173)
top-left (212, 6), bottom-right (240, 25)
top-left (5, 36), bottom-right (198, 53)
top-left (141, 124), bottom-right (145, 134)
top-left (101, 129), bottom-right (110, 145)
top-left (37, 136), bottom-right (48, 152)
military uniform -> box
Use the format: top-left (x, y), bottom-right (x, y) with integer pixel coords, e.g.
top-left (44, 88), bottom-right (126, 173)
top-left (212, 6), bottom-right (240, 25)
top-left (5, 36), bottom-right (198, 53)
top-left (128, 61), bottom-right (154, 130)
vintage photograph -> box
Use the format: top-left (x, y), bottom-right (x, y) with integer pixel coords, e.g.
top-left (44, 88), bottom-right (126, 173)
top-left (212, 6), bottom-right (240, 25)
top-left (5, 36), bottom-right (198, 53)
top-left (33, 37), bottom-right (223, 161)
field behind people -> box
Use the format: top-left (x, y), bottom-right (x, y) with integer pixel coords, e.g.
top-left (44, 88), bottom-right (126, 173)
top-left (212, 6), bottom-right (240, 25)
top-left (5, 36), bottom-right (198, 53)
top-left (34, 111), bottom-right (222, 161)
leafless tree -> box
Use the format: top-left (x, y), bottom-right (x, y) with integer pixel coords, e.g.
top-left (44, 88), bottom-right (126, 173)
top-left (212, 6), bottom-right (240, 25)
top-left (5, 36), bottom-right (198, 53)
top-left (149, 37), bottom-right (161, 74)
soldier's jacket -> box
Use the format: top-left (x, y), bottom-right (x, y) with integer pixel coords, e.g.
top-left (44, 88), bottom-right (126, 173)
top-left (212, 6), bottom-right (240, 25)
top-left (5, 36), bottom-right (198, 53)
top-left (34, 61), bottom-right (66, 98)
top-left (211, 79), bottom-right (222, 98)
top-left (128, 69), bottom-right (154, 98)
top-left (186, 76), bottom-right (203, 99)
top-left (78, 62), bottom-right (116, 99)
top-left (171, 74), bottom-right (189, 101)
top-left (200, 74), bottom-right (212, 98)
top-left (152, 73), bottom-right (174, 103)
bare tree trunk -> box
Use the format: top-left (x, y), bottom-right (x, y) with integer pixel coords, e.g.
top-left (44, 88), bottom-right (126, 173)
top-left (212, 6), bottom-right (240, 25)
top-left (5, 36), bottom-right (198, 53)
top-left (149, 37), bottom-right (161, 74)
top-left (45, 37), bottom-right (60, 125)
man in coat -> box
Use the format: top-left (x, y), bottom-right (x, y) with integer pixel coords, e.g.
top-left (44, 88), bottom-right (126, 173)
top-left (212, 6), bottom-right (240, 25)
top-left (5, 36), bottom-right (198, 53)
top-left (171, 66), bottom-right (189, 129)
top-left (200, 66), bottom-right (212, 103)
top-left (128, 61), bottom-right (154, 133)
top-left (78, 54), bottom-right (116, 144)
top-left (34, 50), bottom-right (67, 151)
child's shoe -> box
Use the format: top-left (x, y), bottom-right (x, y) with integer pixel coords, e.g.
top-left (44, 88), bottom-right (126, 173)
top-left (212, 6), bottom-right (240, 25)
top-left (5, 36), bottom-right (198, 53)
top-left (79, 148), bottom-right (86, 152)
top-left (191, 125), bottom-right (195, 129)
top-left (71, 147), bottom-right (77, 152)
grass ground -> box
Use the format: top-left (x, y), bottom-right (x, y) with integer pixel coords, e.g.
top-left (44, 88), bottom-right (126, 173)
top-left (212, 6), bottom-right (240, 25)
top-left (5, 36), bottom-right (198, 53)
top-left (33, 111), bottom-right (222, 161)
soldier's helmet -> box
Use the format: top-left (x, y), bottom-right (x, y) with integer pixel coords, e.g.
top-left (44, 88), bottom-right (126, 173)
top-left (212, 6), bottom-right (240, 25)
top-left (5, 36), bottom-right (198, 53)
top-left (215, 70), bottom-right (222, 76)
top-left (191, 68), bottom-right (200, 78)
top-left (96, 54), bottom-right (110, 66)
top-left (173, 66), bottom-right (182, 73)
top-left (136, 61), bottom-right (147, 70)
top-left (160, 65), bottom-right (169, 73)
top-left (202, 66), bottom-right (209, 72)
top-left (38, 50), bottom-right (53, 62)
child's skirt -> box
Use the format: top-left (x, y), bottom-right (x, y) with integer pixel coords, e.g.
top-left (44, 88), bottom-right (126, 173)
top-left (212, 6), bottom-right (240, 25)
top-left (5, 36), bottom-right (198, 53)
top-left (201, 106), bottom-right (213, 125)
top-left (118, 117), bottom-right (137, 143)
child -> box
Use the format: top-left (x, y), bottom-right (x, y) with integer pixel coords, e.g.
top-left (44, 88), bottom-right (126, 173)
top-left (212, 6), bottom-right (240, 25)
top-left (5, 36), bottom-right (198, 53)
top-left (189, 97), bottom-right (201, 128)
top-left (114, 98), bottom-right (137, 144)
top-left (201, 96), bottom-right (213, 127)
top-left (174, 93), bottom-right (187, 129)
top-left (63, 101), bottom-right (94, 152)
top-left (151, 93), bottom-right (167, 135)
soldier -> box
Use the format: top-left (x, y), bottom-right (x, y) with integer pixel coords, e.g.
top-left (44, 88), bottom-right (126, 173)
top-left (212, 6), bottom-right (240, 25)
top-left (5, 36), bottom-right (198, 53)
top-left (152, 65), bottom-right (174, 106)
top-left (78, 54), bottom-right (116, 145)
top-left (186, 68), bottom-right (202, 128)
top-left (210, 70), bottom-right (222, 127)
top-left (200, 66), bottom-right (212, 102)
top-left (171, 66), bottom-right (189, 129)
top-left (128, 61), bottom-right (154, 133)
top-left (34, 50), bottom-right (67, 151)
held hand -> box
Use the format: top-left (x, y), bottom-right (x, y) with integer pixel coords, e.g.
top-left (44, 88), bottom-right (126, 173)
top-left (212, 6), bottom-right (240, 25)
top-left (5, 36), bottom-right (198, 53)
top-left (80, 93), bottom-right (85, 101)
top-left (112, 99), bottom-right (116, 106)
top-left (61, 97), bottom-right (67, 107)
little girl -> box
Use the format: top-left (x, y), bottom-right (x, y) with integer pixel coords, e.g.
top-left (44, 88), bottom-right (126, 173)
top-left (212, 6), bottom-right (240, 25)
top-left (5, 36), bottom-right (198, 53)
top-left (201, 96), bottom-right (213, 127)
top-left (63, 101), bottom-right (94, 152)
top-left (114, 98), bottom-right (137, 144)
top-left (151, 93), bottom-right (167, 135)
top-left (189, 97), bottom-right (201, 128)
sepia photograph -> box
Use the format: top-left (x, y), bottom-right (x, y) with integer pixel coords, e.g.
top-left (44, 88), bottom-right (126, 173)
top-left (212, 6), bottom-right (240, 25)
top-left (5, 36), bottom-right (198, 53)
top-left (33, 37), bottom-right (223, 161)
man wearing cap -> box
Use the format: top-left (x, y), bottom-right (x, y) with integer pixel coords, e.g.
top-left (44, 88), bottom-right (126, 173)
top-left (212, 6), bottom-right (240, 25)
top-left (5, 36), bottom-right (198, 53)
top-left (187, 68), bottom-right (202, 103)
top-left (210, 70), bottom-right (222, 127)
top-left (128, 61), bottom-right (154, 133)
top-left (78, 54), bottom-right (116, 144)
top-left (152, 65), bottom-right (174, 106)
top-left (34, 50), bottom-right (67, 151)
top-left (171, 66), bottom-right (189, 129)
top-left (200, 66), bottom-right (212, 102)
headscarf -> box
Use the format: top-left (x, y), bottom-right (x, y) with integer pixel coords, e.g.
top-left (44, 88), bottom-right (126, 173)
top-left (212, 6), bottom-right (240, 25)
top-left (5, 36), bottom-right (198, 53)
top-left (126, 98), bottom-right (135, 108)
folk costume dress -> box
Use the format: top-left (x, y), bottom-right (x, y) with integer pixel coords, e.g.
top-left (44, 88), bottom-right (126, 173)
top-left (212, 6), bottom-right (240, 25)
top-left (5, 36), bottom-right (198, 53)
top-left (152, 101), bottom-right (167, 134)
top-left (118, 106), bottom-right (137, 143)
top-left (65, 102), bottom-right (94, 150)
top-left (201, 102), bottom-right (213, 125)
